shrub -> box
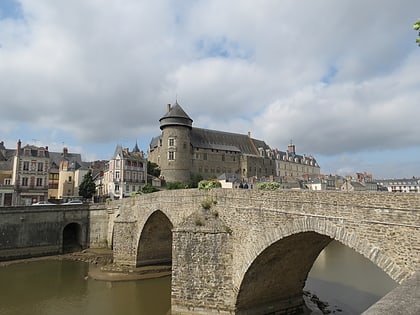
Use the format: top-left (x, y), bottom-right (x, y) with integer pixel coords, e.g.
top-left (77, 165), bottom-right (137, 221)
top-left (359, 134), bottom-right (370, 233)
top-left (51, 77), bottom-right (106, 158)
top-left (188, 174), bottom-right (203, 188)
top-left (141, 184), bottom-right (159, 193)
top-left (166, 181), bottom-right (188, 190)
top-left (201, 198), bottom-right (213, 210)
top-left (198, 179), bottom-right (222, 190)
top-left (257, 181), bottom-right (280, 190)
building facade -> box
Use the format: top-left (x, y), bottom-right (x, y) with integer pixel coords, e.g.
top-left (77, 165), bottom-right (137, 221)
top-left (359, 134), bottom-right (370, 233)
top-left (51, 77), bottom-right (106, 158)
top-left (103, 143), bottom-right (147, 199)
top-left (0, 141), bottom-right (14, 206)
top-left (377, 178), bottom-right (420, 193)
top-left (0, 140), bottom-right (94, 206)
top-left (11, 140), bottom-right (50, 205)
top-left (48, 147), bottom-right (89, 200)
top-left (148, 102), bottom-right (320, 183)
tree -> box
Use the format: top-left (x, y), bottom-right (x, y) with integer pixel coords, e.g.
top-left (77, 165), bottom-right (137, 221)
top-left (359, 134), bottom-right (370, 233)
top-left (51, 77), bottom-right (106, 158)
top-left (414, 19), bottom-right (420, 46)
top-left (78, 170), bottom-right (96, 199)
top-left (147, 161), bottom-right (161, 177)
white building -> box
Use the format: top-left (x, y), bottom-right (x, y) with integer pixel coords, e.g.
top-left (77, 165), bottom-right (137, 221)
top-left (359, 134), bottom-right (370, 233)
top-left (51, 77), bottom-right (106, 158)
top-left (377, 178), bottom-right (420, 193)
top-left (103, 144), bottom-right (147, 199)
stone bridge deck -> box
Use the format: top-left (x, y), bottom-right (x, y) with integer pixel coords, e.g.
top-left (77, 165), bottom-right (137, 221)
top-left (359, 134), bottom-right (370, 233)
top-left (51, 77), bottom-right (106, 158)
top-left (112, 189), bottom-right (420, 314)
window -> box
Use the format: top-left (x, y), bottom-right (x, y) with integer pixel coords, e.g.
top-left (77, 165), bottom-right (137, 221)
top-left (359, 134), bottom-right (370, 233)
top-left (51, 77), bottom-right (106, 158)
top-left (116, 171), bottom-right (120, 180)
top-left (168, 138), bottom-right (175, 147)
top-left (222, 154), bottom-right (225, 161)
top-left (23, 161), bottom-right (29, 171)
top-left (36, 178), bottom-right (43, 186)
top-left (22, 177), bottom-right (28, 186)
top-left (168, 151), bottom-right (175, 160)
top-left (37, 162), bottom-right (43, 172)
top-left (68, 176), bottom-right (72, 182)
top-left (115, 184), bottom-right (119, 192)
top-left (4, 179), bottom-right (11, 185)
top-left (203, 153), bottom-right (207, 160)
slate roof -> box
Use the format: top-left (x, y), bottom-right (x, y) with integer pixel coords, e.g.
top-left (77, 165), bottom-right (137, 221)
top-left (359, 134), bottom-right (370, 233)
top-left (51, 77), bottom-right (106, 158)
top-left (112, 144), bottom-right (145, 161)
top-left (49, 151), bottom-right (84, 170)
top-left (0, 160), bottom-right (13, 171)
top-left (159, 102), bottom-right (193, 129)
top-left (191, 128), bottom-right (269, 155)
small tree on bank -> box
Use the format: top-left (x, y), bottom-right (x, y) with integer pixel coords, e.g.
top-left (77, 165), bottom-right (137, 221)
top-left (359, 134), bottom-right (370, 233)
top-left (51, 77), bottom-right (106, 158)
top-left (79, 170), bottom-right (96, 200)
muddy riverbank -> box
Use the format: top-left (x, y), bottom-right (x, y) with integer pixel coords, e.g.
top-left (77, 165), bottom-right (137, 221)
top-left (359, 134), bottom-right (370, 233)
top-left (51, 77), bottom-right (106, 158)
top-left (0, 248), bottom-right (171, 281)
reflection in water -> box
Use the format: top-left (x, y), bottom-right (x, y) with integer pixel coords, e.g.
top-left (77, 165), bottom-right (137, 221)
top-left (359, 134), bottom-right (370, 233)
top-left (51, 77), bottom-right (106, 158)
top-left (305, 240), bottom-right (397, 314)
top-left (0, 241), bottom-right (397, 315)
top-left (0, 260), bottom-right (171, 315)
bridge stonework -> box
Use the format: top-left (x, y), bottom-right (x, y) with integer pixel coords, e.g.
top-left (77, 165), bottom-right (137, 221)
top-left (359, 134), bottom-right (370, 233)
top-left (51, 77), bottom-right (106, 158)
top-left (112, 189), bottom-right (420, 315)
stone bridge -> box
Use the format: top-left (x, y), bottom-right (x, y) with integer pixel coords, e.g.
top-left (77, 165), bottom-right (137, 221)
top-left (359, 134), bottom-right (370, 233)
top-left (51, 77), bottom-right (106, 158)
top-left (112, 189), bottom-right (420, 315)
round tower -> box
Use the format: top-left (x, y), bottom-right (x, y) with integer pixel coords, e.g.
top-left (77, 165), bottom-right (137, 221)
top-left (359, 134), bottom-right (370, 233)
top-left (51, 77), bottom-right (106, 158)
top-left (159, 101), bottom-right (193, 183)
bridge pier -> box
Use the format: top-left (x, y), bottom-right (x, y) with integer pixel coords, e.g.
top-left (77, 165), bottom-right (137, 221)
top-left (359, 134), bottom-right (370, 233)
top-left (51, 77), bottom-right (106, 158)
top-left (171, 208), bottom-right (235, 315)
top-left (113, 220), bottom-right (138, 266)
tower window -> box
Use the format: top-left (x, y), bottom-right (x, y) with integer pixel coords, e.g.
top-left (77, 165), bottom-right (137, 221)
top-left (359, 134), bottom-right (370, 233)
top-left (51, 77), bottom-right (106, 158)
top-left (168, 151), bottom-right (175, 160)
top-left (168, 138), bottom-right (175, 147)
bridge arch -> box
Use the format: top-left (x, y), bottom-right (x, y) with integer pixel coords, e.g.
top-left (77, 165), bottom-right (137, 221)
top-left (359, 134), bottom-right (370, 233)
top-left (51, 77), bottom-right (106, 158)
top-left (234, 217), bottom-right (406, 314)
top-left (136, 210), bottom-right (173, 266)
top-left (62, 222), bottom-right (82, 253)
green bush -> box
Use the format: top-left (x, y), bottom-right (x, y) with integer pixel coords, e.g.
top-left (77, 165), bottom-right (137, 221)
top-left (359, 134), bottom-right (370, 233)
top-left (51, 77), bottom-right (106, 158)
top-left (141, 184), bottom-right (159, 193)
top-left (198, 179), bottom-right (222, 190)
top-left (257, 181), bottom-right (280, 190)
top-left (188, 174), bottom-right (203, 188)
top-left (166, 181), bottom-right (188, 190)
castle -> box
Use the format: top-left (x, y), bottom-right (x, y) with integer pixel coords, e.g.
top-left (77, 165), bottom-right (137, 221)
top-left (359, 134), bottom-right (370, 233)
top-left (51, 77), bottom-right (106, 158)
top-left (148, 102), bottom-right (320, 183)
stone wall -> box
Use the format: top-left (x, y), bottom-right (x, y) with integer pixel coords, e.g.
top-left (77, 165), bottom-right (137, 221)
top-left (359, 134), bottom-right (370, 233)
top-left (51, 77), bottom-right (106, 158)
top-left (88, 203), bottom-right (118, 248)
top-left (0, 205), bottom-right (90, 260)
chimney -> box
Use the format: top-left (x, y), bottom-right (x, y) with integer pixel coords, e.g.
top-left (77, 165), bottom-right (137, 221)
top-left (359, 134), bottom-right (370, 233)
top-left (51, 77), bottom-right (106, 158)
top-left (16, 139), bottom-right (21, 156)
top-left (248, 131), bottom-right (251, 138)
top-left (63, 147), bottom-right (68, 157)
top-left (288, 141), bottom-right (295, 154)
top-left (45, 146), bottom-right (48, 151)
top-left (167, 103), bottom-right (171, 112)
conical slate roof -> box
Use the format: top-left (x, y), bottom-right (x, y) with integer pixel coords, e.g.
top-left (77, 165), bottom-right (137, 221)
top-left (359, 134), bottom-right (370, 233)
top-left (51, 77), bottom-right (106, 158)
top-left (159, 101), bottom-right (193, 130)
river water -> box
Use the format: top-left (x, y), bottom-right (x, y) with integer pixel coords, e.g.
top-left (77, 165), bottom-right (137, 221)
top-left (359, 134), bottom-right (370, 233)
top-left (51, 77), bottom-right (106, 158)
top-left (0, 240), bottom-right (396, 315)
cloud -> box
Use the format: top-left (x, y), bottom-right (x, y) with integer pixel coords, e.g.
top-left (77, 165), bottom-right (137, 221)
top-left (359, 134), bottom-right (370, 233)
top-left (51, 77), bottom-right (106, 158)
top-left (1, 0), bottom-right (420, 177)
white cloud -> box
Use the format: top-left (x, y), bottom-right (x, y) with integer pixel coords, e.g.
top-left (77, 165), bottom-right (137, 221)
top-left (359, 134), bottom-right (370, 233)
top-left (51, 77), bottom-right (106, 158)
top-left (1, 0), bottom-right (420, 177)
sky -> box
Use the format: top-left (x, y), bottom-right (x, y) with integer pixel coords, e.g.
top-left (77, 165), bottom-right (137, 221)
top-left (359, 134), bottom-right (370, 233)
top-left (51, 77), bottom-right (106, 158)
top-left (0, 0), bottom-right (419, 179)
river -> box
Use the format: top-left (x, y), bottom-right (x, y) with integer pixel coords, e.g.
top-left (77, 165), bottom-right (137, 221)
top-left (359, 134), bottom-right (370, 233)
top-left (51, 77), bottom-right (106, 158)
top-left (0, 240), bottom-right (397, 315)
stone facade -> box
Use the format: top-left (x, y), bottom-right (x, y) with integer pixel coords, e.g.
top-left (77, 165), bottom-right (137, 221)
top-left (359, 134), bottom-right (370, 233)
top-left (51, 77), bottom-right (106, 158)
top-left (0, 203), bottom-right (117, 260)
top-left (148, 102), bottom-right (320, 183)
top-left (0, 204), bottom-right (90, 260)
top-left (112, 189), bottom-right (420, 314)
